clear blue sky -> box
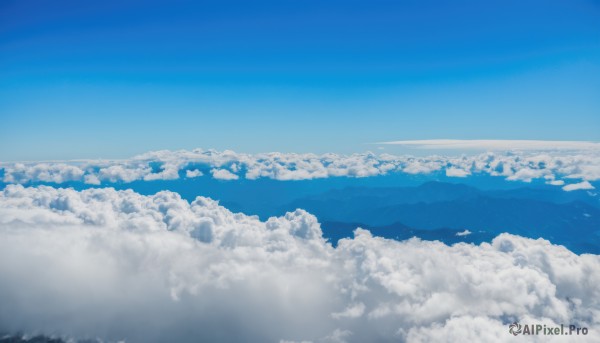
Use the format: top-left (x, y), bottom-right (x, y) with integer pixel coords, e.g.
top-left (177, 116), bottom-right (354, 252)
top-left (1, 0), bottom-right (599, 160)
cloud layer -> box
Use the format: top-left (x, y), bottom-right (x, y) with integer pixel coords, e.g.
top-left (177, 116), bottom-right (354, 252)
top-left (1, 148), bottom-right (599, 188)
top-left (379, 139), bottom-right (600, 151)
top-left (1, 185), bottom-right (599, 342)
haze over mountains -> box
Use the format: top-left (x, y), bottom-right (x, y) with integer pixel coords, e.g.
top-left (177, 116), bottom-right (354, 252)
top-left (286, 182), bottom-right (600, 254)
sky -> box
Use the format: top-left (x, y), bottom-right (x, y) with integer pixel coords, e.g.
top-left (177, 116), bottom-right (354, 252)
top-left (1, 0), bottom-right (599, 160)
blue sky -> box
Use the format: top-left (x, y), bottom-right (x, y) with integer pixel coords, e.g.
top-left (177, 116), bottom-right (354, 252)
top-left (1, 0), bottom-right (599, 160)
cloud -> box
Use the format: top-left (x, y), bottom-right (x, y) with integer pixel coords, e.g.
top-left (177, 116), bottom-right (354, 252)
top-left (97, 164), bottom-right (150, 183)
top-left (379, 139), bottom-right (600, 151)
top-left (331, 303), bottom-right (366, 319)
top-left (0, 185), bottom-right (599, 342)
top-left (563, 181), bottom-right (595, 192)
top-left (456, 229), bottom-right (471, 236)
top-left (185, 169), bottom-right (204, 178)
top-left (506, 167), bottom-right (546, 183)
top-left (1, 148), bottom-right (599, 187)
top-left (445, 167), bottom-right (470, 178)
top-left (1, 163), bottom-right (85, 184)
top-left (211, 168), bottom-right (239, 180)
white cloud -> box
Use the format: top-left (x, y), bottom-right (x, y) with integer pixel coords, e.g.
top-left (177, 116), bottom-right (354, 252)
top-left (379, 139), bottom-right (600, 151)
top-left (0, 186), bottom-right (599, 342)
top-left (1, 163), bottom-right (85, 184)
top-left (563, 181), bottom-right (595, 192)
top-left (143, 163), bottom-right (180, 181)
top-left (211, 168), bottom-right (239, 180)
top-left (1, 148), bottom-right (599, 187)
top-left (98, 164), bottom-right (150, 183)
top-left (83, 173), bottom-right (101, 185)
top-left (456, 229), bottom-right (471, 236)
top-left (401, 159), bottom-right (442, 175)
top-left (331, 303), bottom-right (366, 319)
top-left (506, 167), bottom-right (547, 183)
top-left (446, 167), bottom-right (470, 178)
top-left (185, 169), bottom-right (203, 178)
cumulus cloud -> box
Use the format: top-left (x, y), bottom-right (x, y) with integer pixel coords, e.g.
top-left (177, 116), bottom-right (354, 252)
top-left (0, 186), bottom-right (599, 342)
top-left (456, 229), bottom-right (471, 236)
top-left (1, 148), bottom-right (599, 186)
top-left (445, 167), bottom-right (470, 178)
top-left (185, 169), bottom-right (203, 178)
top-left (2, 162), bottom-right (85, 184)
top-left (506, 167), bottom-right (546, 183)
top-left (563, 181), bottom-right (595, 192)
top-left (211, 168), bottom-right (239, 180)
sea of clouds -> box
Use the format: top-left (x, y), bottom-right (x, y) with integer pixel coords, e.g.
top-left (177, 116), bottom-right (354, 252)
top-left (1, 185), bottom-right (599, 342)
top-left (1, 149), bottom-right (599, 191)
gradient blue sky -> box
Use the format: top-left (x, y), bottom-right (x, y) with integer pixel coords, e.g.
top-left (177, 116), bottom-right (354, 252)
top-left (1, 0), bottom-right (599, 160)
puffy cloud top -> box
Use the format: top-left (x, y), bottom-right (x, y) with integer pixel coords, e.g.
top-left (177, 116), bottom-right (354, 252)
top-left (1, 148), bottom-right (600, 187)
top-left (0, 185), bottom-right (599, 342)
top-left (563, 181), bottom-right (595, 192)
top-left (211, 168), bottom-right (240, 180)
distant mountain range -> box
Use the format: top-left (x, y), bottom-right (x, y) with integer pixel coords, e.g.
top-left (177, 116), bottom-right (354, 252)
top-left (284, 182), bottom-right (600, 254)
